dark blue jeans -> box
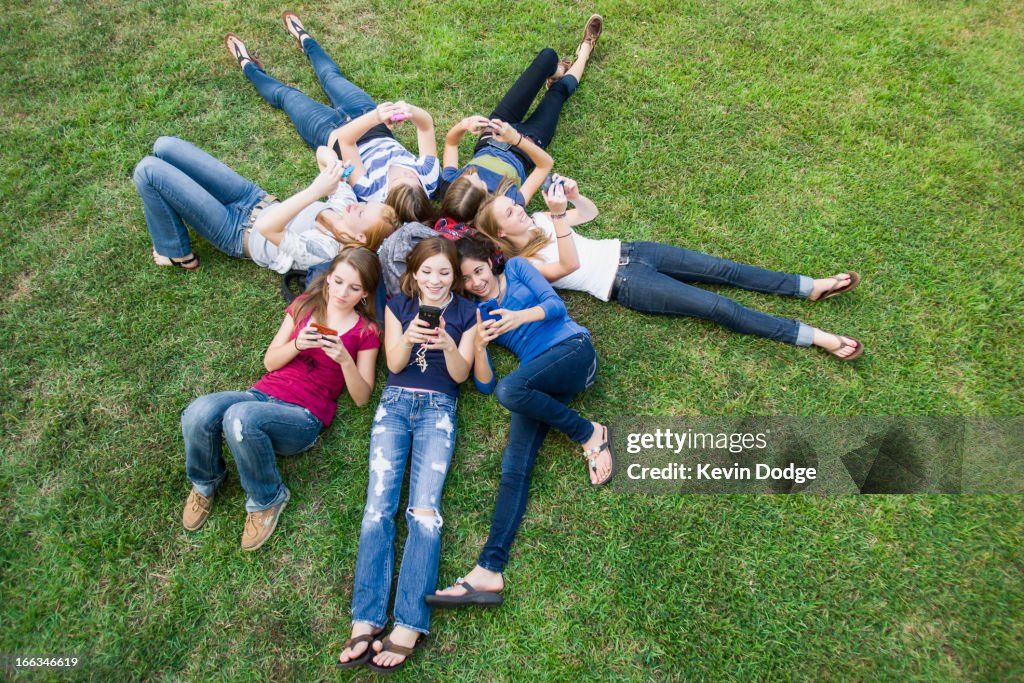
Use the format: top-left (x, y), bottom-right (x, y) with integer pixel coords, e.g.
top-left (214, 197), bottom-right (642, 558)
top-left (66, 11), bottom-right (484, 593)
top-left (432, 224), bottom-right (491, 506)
top-left (613, 242), bottom-right (815, 346)
top-left (477, 334), bottom-right (598, 573)
top-left (243, 37), bottom-right (390, 150)
top-left (489, 48), bottom-right (579, 150)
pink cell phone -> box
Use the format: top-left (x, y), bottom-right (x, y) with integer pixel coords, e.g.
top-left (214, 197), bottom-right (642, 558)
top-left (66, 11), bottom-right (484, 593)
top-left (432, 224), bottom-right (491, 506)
top-left (389, 112), bottom-right (409, 123)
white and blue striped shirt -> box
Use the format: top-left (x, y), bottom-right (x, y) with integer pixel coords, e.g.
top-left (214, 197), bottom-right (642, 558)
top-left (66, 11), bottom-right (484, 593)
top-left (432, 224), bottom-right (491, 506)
top-left (352, 137), bottom-right (439, 202)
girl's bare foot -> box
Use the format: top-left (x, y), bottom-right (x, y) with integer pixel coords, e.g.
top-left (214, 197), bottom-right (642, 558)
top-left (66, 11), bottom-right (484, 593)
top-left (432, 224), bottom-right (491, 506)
top-left (581, 421), bottom-right (613, 485)
top-left (282, 11), bottom-right (311, 49)
top-left (432, 565), bottom-right (504, 598)
top-left (369, 625), bottom-right (423, 671)
top-left (336, 622), bottom-right (380, 667)
top-left (225, 33), bottom-right (262, 70)
top-left (809, 272), bottom-right (860, 301)
top-left (812, 329), bottom-right (864, 360)
top-left (152, 248), bottom-right (199, 271)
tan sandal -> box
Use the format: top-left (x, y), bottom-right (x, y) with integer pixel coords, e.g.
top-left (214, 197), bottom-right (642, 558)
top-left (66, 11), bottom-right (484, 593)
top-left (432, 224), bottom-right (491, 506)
top-left (812, 271), bottom-right (861, 301)
top-left (225, 33), bottom-right (262, 70)
top-left (827, 335), bottom-right (865, 361)
top-left (281, 11), bottom-right (310, 50)
top-left (582, 424), bottom-right (615, 486)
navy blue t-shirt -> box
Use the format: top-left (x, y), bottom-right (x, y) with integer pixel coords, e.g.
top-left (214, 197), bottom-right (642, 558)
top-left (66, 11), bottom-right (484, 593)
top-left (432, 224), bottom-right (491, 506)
top-left (386, 293), bottom-right (478, 397)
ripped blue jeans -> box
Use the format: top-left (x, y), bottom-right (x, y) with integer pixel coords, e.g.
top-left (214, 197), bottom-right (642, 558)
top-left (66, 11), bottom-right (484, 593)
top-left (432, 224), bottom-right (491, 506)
top-left (351, 386), bottom-right (458, 634)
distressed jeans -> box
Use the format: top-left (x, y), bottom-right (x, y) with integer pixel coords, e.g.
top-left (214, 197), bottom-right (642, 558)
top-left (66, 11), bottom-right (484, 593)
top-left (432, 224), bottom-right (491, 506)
top-left (351, 387), bottom-right (458, 634)
top-left (181, 389), bottom-right (322, 512)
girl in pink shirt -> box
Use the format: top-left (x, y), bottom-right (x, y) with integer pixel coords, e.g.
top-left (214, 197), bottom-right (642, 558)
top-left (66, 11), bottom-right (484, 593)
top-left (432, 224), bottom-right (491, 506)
top-left (179, 248), bottom-right (381, 551)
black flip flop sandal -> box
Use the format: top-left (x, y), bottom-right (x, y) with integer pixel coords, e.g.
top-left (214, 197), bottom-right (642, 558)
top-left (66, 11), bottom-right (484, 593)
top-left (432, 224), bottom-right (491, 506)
top-left (425, 579), bottom-right (504, 608)
top-left (282, 12), bottom-right (310, 49)
top-left (225, 33), bottom-right (263, 70)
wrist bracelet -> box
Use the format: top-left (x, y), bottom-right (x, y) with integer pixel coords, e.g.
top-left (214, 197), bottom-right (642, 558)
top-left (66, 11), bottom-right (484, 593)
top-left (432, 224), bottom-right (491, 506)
top-left (556, 231), bottom-right (573, 239)
top-left (294, 338), bottom-right (300, 351)
top-left (517, 133), bottom-right (524, 146)
top-left (551, 212), bottom-right (568, 220)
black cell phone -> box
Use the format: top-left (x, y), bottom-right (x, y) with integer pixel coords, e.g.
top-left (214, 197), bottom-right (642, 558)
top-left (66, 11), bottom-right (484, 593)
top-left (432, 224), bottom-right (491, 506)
top-left (478, 299), bottom-right (500, 323)
top-left (541, 173), bottom-right (565, 193)
top-left (485, 137), bottom-right (513, 151)
top-left (418, 305), bottom-right (442, 329)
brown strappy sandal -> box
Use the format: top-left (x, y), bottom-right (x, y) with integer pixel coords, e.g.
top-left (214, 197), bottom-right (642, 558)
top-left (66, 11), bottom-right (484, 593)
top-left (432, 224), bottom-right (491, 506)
top-left (364, 634), bottom-right (426, 673)
top-left (335, 627), bottom-right (385, 669)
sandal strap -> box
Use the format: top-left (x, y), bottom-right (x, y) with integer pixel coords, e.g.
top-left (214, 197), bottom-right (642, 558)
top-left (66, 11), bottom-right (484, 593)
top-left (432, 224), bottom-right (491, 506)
top-left (342, 633), bottom-right (376, 649)
top-left (170, 254), bottom-right (198, 268)
top-left (379, 636), bottom-right (417, 657)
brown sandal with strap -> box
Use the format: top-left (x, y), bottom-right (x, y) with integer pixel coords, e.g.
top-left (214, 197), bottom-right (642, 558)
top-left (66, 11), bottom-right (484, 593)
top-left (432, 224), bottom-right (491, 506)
top-left (364, 634), bottom-right (426, 673)
top-left (335, 627), bottom-right (385, 669)
top-left (811, 271), bottom-right (861, 301)
top-left (225, 33), bottom-right (263, 71)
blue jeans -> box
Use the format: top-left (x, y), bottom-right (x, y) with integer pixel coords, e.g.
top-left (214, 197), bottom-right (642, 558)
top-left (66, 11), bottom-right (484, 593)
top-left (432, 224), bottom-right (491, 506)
top-left (134, 137), bottom-right (265, 259)
top-left (351, 387), bottom-right (458, 634)
top-left (182, 389), bottom-right (323, 512)
top-left (613, 242), bottom-right (816, 346)
top-left (243, 37), bottom-right (389, 150)
top-left (477, 334), bottom-right (598, 573)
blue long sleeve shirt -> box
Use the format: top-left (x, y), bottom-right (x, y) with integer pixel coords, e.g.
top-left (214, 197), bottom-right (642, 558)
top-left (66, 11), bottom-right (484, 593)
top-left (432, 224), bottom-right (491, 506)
top-left (474, 257), bottom-right (588, 393)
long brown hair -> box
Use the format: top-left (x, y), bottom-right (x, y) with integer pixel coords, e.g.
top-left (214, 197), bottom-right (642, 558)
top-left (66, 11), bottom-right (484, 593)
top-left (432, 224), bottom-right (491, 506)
top-left (291, 247), bottom-right (382, 337)
top-left (473, 177), bottom-right (551, 259)
top-left (386, 182), bottom-right (438, 225)
top-left (439, 170), bottom-right (489, 224)
top-left (316, 205), bottom-right (400, 253)
top-left (398, 237), bottom-right (463, 299)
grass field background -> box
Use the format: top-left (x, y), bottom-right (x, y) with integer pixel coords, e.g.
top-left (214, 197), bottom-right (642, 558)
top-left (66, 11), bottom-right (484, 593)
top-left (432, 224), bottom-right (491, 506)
top-left (1, 0), bottom-right (1022, 680)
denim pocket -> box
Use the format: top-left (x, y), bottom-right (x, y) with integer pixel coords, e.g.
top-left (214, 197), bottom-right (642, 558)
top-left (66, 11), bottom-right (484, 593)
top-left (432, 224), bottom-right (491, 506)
top-left (380, 386), bottom-right (404, 405)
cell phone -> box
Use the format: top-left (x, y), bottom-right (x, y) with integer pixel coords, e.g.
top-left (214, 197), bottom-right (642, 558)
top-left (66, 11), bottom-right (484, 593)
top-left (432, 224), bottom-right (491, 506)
top-left (310, 323), bottom-right (338, 338)
top-left (418, 305), bottom-right (442, 329)
top-left (541, 173), bottom-right (565, 193)
top-left (486, 137), bottom-right (513, 151)
top-left (389, 112), bottom-right (409, 123)
top-left (478, 299), bottom-right (500, 323)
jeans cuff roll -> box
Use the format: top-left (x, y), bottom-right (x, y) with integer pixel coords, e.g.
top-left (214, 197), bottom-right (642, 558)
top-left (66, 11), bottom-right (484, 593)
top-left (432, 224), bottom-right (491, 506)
top-left (795, 322), bottom-right (815, 347)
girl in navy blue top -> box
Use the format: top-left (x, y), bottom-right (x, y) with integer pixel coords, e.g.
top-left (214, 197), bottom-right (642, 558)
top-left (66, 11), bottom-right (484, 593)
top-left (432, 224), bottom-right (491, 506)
top-left (436, 15), bottom-right (604, 223)
top-left (337, 237), bottom-right (477, 672)
top-left (425, 234), bottom-right (613, 610)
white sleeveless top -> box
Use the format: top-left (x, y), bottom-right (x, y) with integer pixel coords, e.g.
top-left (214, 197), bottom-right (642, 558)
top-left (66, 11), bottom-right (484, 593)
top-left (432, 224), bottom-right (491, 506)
top-left (531, 212), bottom-right (620, 301)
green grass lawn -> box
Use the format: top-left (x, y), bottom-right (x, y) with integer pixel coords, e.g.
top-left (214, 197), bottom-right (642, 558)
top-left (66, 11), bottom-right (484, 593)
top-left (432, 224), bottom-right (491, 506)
top-left (1, 0), bottom-right (1022, 680)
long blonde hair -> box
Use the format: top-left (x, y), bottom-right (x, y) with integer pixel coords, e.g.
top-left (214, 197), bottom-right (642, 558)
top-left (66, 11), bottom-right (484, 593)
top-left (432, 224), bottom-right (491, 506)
top-left (291, 247), bottom-right (382, 337)
top-left (316, 205), bottom-right (399, 253)
top-left (473, 177), bottom-right (551, 259)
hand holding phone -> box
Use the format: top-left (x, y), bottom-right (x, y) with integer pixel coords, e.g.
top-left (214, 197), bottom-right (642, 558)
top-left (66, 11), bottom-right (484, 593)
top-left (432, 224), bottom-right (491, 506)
top-left (417, 305), bottom-right (443, 330)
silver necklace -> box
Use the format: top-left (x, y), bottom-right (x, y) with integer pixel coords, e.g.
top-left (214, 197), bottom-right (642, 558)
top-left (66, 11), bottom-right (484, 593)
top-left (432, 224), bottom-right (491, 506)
top-left (413, 293), bottom-right (454, 373)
